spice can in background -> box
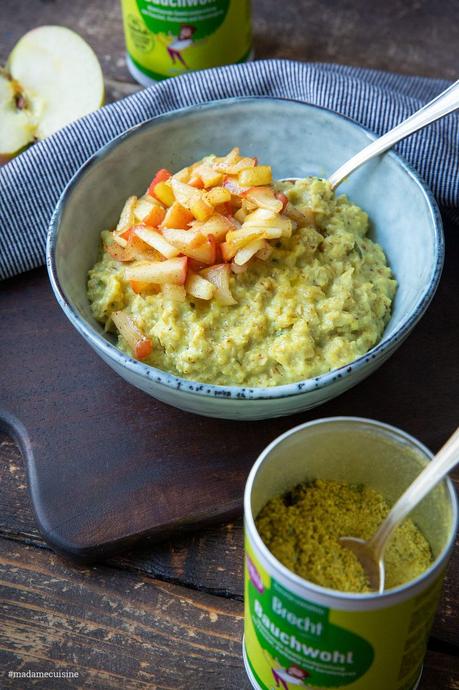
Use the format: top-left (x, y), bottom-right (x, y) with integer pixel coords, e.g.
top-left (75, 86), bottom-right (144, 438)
top-left (120, 0), bottom-right (253, 86)
top-left (244, 418), bottom-right (458, 690)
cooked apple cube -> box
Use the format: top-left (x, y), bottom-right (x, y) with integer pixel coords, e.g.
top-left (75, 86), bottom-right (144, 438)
top-left (234, 208), bottom-right (248, 224)
top-left (200, 264), bottom-right (236, 305)
top-left (190, 197), bottom-right (214, 221)
top-left (188, 175), bottom-right (205, 189)
top-left (193, 164), bottom-right (223, 188)
top-left (171, 178), bottom-right (214, 221)
top-left (152, 180), bottom-right (175, 207)
top-left (205, 186), bottom-right (232, 206)
top-left (162, 202), bottom-right (194, 229)
top-left (243, 208), bottom-right (293, 237)
top-left (162, 228), bottom-right (206, 250)
top-left (185, 272), bottom-right (215, 300)
top-left (214, 147), bottom-right (256, 174)
top-left (241, 198), bottom-right (258, 213)
top-left (171, 178), bottom-right (200, 208)
top-left (134, 197), bottom-right (166, 227)
top-left (191, 213), bottom-right (234, 241)
top-left (111, 310), bottom-right (152, 360)
top-left (222, 241), bottom-right (243, 262)
top-left (225, 226), bottom-right (266, 251)
top-left (180, 237), bottom-right (217, 265)
top-left (234, 238), bottom-right (267, 266)
top-left (106, 232), bottom-right (158, 263)
top-left (244, 186), bottom-right (283, 213)
top-left (134, 226), bottom-right (180, 259)
top-left (125, 257), bottom-right (188, 285)
top-left (162, 283), bottom-right (187, 302)
top-left (147, 168), bottom-right (171, 196)
top-left (223, 176), bottom-right (250, 197)
top-left (116, 195), bottom-right (137, 233)
top-left (239, 165), bottom-right (272, 187)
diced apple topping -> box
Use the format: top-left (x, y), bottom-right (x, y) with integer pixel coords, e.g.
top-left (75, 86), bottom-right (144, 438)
top-left (115, 196), bottom-right (137, 234)
top-left (125, 257), bottom-right (188, 285)
top-left (204, 186), bottom-right (232, 206)
top-left (153, 180), bottom-right (175, 207)
top-left (200, 264), bottom-right (236, 305)
top-left (191, 213), bottom-right (234, 241)
top-left (162, 228), bottom-right (206, 251)
top-left (147, 168), bottom-right (171, 197)
top-left (193, 164), bottom-right (223, 188)
top-left (214, 147), bottom-right (256, 174)
top-left (134, 197), bottom-right (166, 227)
top-left (101, 150), bottom-right (307, 305)
top-left (185, 272), bottom-right (215, 300)
top-left (239, 165), bottom-right (272, 187)
top-left (134, 226), bottom-right (180, 259)
top-left (244, 186), bottom-right (283, 213)
top-left (162, 201), bottom-right (194, 229)
top-left (111, 310), bottom-right (152, 360)
top-left (234, 238), bottom-right (267, 266)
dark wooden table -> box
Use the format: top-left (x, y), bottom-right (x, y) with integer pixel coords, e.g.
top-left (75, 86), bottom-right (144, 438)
top-left (1, 1), bottom-right (458, 688)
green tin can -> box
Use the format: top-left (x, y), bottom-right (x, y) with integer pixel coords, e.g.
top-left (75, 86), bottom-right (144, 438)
top-left (244, 417), bottom-right (458, 690)
top-left (120, 0), bottom-right (253, 86)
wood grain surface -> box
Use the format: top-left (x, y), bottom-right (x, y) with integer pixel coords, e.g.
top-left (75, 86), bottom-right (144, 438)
top-left (1, 0), bottom-right (458, 688)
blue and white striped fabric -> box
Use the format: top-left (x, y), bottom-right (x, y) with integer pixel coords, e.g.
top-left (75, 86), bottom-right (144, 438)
top-left (0, 59), bottom-right (457, 280)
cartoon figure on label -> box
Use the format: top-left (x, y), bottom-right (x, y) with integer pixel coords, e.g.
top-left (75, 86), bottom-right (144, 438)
top-left (165, 24), bottom-right (196, 68)
top-left (272, 664), bottom-right (310, 689)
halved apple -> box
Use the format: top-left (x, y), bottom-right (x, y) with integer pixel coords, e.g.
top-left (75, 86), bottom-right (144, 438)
top-left (7, 26), bottom-right (104, 141)
top-left (0, 70), bottom-right (35, 163)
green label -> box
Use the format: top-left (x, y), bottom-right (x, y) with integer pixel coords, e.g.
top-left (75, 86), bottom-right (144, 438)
top-left (136, 0), bottom-right (230, 39)
top-left (122, 0), bottom-right (252, 80)
top-left (248, 555), bottom-right (374, 687)
top-left (245, 538), bottom-right (445, 690)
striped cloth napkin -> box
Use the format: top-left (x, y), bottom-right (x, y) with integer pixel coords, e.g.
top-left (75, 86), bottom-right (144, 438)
top-left (0, 59), bottom-right (457, 280)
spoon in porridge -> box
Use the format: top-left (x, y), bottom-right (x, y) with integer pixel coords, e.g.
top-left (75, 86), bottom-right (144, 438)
top-left (340, 427), bottom-right (459, 594)
top-left (281, 79), bottom-right (459, 189)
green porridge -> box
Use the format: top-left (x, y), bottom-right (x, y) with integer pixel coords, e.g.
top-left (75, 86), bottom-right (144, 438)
top-left (256, 479), bottom-right (433, 593)
top-left (88, 151), bottom-right (396, 387)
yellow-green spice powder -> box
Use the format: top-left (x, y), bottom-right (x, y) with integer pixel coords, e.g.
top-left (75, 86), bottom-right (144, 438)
top-left (255, 479), bottom-right (433, 593)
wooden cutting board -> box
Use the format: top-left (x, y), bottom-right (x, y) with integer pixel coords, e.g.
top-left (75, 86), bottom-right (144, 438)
top-left (1, 229), bottom-right (457, 562)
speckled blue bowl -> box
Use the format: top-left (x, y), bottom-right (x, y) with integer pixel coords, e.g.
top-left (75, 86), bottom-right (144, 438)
top-left (46, 97), bottom-right (443, 420)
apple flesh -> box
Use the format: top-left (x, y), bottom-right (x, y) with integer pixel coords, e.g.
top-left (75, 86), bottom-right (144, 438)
top-left (0, 26), bottom-right (104, 162)
top-left (0, 71), bottom-right (35, 163)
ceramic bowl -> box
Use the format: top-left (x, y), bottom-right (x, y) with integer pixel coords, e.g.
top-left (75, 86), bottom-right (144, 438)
top-left (46, 97), bottom-right (443, 420)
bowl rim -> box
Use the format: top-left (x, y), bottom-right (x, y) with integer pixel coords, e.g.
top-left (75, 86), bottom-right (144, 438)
top-left (46, 95), bottom-right (444, 402)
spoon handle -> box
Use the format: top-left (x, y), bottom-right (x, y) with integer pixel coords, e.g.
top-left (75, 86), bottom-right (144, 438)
top-left (370, 427), bottom-right (459, 560)
top-left (328, 79), bottom-right (459, 189)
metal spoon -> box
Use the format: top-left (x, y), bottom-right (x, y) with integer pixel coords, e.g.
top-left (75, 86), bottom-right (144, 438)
top-left (340, 427), bottom-right (459, 594)
top-left (280, 79), bottom-right (459, 189)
